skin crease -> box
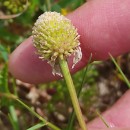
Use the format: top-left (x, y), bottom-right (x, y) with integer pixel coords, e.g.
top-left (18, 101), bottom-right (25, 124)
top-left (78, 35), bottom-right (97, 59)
top-left (9, 0), bottom-right (130, 130)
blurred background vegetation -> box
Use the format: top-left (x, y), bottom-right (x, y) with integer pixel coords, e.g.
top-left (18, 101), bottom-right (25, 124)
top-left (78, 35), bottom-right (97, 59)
top-left (0, 0), bottom-right (130, 130)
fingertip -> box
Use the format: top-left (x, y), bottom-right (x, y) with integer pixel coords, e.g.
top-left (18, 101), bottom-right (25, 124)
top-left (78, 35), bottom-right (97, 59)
top-left (9, 37), bottom-right (59, 83)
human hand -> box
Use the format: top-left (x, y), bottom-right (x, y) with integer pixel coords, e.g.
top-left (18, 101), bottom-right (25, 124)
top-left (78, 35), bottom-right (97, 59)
top-left (9, 0), bottom-right (130, 130)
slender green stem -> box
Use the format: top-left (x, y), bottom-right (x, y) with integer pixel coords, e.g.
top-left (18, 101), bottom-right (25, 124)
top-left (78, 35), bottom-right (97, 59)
top-left (27, 122), bottom-right (46, 130)
top-left (46, 0), bottom-right (51, 11)
top-left (9, 105), bottom-right (19, 130)
top-left (96, 110), bottom-right (110, 128)
top-left (16, 99), bottom-right (61, 130)
top-left (0, 93), bottom-right (60, 130)
top-left (59, 59), bottom-right (87, 130)
top-left (67, 53), bottom-right (92, 130)
top-left (109, 53), bottom-right (130, 88)
top-left (12, 77), bottom-right (18, 96)
top-left (0, 92), bottom-right (17, 99)
top-left (2, 63), bottom-right (19, 130)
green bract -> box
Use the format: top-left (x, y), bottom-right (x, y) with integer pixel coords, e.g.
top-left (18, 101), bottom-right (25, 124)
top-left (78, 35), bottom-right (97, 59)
top-left (32, 12), bottom-right (82, 76)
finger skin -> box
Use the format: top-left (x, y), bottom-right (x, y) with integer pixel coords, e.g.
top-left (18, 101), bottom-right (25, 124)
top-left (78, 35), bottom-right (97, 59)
top-left (87, 90), bottom-right (130, 130)
top-left (9, 0), bottom-right (130, 83)
top-left (90, 129), bottom-right (129, 130)
top-left (77, 90), bottom-right (130, 130)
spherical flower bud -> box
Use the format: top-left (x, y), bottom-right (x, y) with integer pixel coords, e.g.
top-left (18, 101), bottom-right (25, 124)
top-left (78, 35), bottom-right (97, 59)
top-left (32, 12), bottom-right (82, 76)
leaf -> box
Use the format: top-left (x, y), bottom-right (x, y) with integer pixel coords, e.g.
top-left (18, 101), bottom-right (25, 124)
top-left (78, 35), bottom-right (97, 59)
top-left (0, 63), bottom-right (10, 106)
top-left (8, 105), bottom-right (19, 130)
top-left (51, 4), bottom-right (62, 12)
top-left (58, 0), bottom-right (85, 9)
top-left (0, 63), bottom-right (8, 92)
top-left (27, 122), bottom-right (46, 130)
top-left (0, 44), bottom-right (8, 62)
top-left (0, 28), bottom-right (20, 43)
top-left (0, 64), bottom-right (19, 129)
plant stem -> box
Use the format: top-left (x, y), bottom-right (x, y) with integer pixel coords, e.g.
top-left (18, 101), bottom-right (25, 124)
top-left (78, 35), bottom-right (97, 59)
top-left (109, 53), bottom-right (130, 88)
top-left (2, 63), bottom-right (19, 130)
top-left (0, 93), bottom-right (60, 130)
top-left (67, 53), bottom-right (93, 130)
top-left (96, 110), bottom-right (110, 128)
top-left (9, 105), bottom-right (19, 130)
top-left (59, 59), bottom-right (87, 130)
top-left (46, 0), bottom-right (51, 11)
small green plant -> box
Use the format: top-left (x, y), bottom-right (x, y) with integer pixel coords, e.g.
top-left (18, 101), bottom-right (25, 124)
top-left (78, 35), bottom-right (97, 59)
top-left (0, 0), bottom-right (28, 19)
top-left (32, 11), bottom-right (86, 130)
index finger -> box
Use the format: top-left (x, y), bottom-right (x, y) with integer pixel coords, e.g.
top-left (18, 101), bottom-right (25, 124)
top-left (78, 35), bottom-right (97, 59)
top-left (9, 0), bottom-right (130, 83)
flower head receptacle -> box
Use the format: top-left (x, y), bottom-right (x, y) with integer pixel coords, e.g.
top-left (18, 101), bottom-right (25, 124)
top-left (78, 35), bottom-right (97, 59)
top-left (32, 12), bottom-right (82, 76)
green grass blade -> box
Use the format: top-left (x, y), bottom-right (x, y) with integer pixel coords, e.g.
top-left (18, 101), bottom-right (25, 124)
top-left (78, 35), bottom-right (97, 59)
top-left (16, 99), bottom-right (61, 130)
top-left (109, 53), bottom-right (130, 88)
top-left (79, 53), bottom-right (93, 94)
top-left (0, 63), bottom-right (9, 93)
top-left (8, 105), bottom-right (19, 130)
top-left (27, 122), bottom-right (46, 130)
top-left (46, 0), bottom-right (51, 11)
top-left (16, 99), bottom-right (47, 123)
top-left (0, 64), bottom-right (20, 130)
top-left (96, 110), bottom-right (109, 128)
top-left (0, 44), bottom-right (8, 62)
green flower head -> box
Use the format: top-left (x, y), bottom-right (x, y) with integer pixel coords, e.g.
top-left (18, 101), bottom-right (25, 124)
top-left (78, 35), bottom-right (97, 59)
top-left (32, 12), bottom-right (82, 76)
